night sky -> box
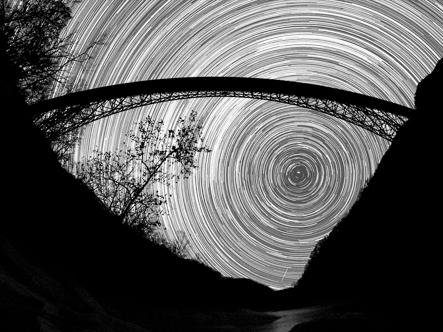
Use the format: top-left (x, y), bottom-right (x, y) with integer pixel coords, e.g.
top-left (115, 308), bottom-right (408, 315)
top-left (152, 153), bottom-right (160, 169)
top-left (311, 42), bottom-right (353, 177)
top-left (54, 0), bottom-right (442, 289)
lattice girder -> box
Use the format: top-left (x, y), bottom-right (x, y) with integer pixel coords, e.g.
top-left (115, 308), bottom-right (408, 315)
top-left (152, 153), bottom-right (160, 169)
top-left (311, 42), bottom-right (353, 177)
top-left (29, 77), bottom-right (413, 141)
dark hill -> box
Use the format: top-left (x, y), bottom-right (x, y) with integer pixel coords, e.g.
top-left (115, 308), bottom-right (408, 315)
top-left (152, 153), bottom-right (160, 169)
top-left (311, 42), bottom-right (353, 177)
top-left (0, 47), bottom-right (276, 331)
top-left (279, 58), bottom-right (443, 329)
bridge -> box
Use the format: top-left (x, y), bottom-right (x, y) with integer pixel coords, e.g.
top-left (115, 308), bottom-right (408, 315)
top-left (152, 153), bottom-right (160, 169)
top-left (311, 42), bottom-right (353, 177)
top-left (29, 77), bottom-right (413, 141)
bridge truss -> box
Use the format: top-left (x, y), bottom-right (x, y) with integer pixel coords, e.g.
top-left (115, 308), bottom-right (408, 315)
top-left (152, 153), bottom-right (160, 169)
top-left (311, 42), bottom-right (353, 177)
top-left (29, 77), bottom-right (413, 141)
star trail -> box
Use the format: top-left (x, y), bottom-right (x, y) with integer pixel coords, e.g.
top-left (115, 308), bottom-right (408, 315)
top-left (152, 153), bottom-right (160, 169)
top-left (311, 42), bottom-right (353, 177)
top-left (53, 0), bottom-right (442, 289)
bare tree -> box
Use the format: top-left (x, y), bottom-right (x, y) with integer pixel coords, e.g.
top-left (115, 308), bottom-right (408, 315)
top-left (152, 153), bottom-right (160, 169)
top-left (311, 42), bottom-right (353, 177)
top-left (2, 0), bottom-right (102, 165)
top-left (2, 0), bottom-right (93, 103)
top-left (76, 111), bottom-right (211, 237)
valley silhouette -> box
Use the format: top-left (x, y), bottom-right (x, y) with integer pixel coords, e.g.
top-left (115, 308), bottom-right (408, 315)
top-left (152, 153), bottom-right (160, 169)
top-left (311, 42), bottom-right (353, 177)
top-left (1, 3), bottom-right (442, 330)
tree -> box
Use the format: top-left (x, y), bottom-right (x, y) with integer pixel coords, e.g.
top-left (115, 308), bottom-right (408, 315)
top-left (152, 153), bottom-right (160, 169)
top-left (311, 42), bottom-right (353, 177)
top-left (76, 111), bottom-right (211, 238)
top-left (1, 0), bottom-right (101, 165)
top-left (2, 0), bottom-right (94, 104)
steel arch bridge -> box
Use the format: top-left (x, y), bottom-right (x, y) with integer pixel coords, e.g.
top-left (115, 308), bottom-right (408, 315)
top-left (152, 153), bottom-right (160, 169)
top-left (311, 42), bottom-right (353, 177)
top-left (29, 77), bottom-right (413, 141)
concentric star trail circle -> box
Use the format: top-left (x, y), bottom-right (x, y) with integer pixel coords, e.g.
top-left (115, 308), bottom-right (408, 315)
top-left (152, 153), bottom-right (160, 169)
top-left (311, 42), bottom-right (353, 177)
top-left (53, 0), bottom-right (442, 289)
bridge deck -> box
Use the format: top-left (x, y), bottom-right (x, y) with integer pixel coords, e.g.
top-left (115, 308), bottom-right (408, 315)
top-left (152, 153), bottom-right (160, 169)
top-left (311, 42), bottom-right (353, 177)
top-left (29, 77), bottom-right (414, 142)
top-left (30, 77), bottom-right (412, 117)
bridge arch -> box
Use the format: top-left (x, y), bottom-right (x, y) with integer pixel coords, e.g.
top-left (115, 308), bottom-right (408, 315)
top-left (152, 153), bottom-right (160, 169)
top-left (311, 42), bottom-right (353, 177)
top-left (30, 77), bottom-right (412, 141)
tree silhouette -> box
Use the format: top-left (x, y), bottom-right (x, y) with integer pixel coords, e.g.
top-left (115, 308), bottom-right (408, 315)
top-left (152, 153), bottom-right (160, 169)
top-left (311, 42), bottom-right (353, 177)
top-left (2, 0), bottom-right (95, 103)
top-left (76, 111), bottom-right (211, 238)
top-left (2, 0), bottom-right (101, 165)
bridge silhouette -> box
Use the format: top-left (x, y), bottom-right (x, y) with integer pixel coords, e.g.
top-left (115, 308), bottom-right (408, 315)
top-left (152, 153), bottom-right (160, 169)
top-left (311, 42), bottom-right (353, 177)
top-left (29, 77), bottom-right (413, 141)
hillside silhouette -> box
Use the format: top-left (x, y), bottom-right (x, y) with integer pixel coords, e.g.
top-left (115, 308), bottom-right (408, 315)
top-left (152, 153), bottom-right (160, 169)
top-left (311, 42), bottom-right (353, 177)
top-left (0, 41), bottom-right (277, 331)
top-left (278, 58), bottom-right (443, 330)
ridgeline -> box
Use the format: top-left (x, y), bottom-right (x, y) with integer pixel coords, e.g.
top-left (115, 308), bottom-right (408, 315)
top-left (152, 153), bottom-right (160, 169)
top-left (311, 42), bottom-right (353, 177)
top-left (0, 47), bottom-right (276, 331)
top-left (279, 58), bottom-right (443, 330)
